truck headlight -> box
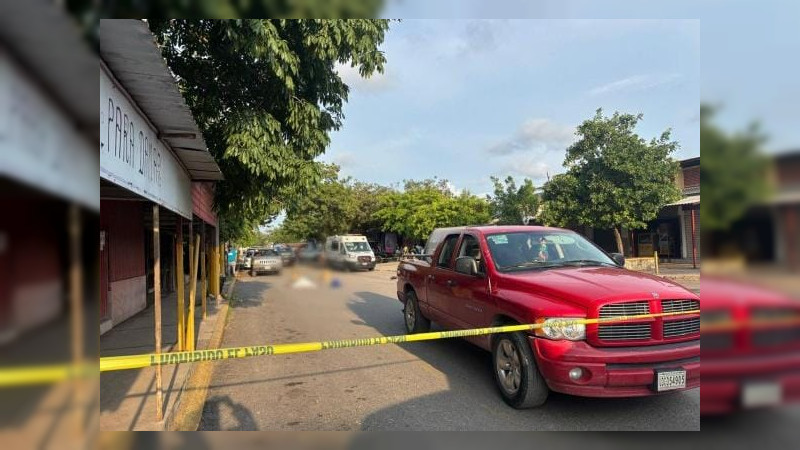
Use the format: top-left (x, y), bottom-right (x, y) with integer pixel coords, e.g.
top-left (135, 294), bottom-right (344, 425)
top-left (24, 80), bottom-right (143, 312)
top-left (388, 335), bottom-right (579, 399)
top-left (534, 318), bottom-right (586, 341)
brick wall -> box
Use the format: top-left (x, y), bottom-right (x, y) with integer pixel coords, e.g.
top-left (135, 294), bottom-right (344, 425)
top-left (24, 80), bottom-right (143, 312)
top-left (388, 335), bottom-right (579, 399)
top-left (683, 166), bottom-right (700, 192)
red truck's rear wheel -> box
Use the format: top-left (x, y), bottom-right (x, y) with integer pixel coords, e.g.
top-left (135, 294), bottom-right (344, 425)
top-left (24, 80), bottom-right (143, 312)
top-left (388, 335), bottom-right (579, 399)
top-left (492, 332), bottom-right (548, 408)
top-left (404, 290), bottom-right (430, 334)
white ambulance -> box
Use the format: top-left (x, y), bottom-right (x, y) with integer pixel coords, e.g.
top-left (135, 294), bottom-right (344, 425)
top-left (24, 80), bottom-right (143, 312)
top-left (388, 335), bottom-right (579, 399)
top-left (324, 235), bottom-right (376, 271)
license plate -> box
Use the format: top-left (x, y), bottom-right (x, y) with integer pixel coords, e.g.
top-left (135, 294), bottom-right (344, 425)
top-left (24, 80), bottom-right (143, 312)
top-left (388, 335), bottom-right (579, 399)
top-left (655, 369), bottom-right (686, 392)
top-left (742, 382), bottom-right (782, 408)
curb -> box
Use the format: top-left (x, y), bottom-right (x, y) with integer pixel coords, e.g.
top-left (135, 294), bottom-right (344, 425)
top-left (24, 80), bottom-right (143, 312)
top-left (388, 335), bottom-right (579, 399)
top-left (163, 292), bottom-right (233, 430)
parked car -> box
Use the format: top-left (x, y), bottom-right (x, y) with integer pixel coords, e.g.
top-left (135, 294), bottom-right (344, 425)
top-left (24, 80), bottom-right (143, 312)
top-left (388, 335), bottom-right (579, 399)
top-left (396, 225), bottom-right (700, 408)
top-left (277, 247), bottom-right (296, 266)
top-left (701, 277), bottom-right (800, 415)
top-left (238, 247), bottom-right (256, 271)
top-left (298, 244), bottom-right (322, 264)
top-left (249, 248), bottom-right (283, 276)
top-left (325, 235), bottom-right (376, 271)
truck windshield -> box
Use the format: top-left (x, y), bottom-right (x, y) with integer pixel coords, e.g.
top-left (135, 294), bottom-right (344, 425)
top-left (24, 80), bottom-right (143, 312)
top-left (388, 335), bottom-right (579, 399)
top-left (485, 231), bottom-right (616, 272)
top-left (344, 242), bottom-right (371, 252)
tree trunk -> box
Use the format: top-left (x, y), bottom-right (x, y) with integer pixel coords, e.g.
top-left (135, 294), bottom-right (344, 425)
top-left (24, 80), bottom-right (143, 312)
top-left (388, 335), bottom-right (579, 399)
top-left (613, 227), bottom-right (624, 255)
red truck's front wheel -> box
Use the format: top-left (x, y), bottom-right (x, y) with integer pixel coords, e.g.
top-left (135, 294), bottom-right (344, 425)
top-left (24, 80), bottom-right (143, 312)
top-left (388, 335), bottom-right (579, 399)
top-left (492, 333), bottom-right (549, 408)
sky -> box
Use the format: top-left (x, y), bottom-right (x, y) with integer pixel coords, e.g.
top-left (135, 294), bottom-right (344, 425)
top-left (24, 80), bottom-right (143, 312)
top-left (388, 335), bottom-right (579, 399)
top-left (322, 19), bottom-right (700, 196)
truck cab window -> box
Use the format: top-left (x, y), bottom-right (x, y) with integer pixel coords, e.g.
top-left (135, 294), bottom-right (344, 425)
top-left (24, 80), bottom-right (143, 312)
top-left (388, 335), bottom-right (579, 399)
top-left (437, 234), bottom-right (460, 269)
top-left (457, 235), bottom-right (484, 275)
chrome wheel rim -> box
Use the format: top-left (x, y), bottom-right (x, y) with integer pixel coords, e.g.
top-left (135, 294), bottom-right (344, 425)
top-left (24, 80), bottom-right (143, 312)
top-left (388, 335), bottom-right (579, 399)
top-left (495, 339), bottom-right (522, 395)
top-left (405, 298), bottom-right (416, 331)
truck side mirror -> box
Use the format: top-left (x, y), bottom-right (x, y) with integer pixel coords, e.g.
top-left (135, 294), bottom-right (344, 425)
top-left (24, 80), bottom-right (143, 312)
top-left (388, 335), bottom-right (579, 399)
top-left (455, 256), bottom-right (478, 276)
top-left (610, 253), bottom-right (626, 267)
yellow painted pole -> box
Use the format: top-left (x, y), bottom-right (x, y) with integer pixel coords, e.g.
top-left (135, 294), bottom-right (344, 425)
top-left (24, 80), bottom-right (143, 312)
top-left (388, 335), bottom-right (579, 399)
top-left (175, 239), bottom-right (184, 351)
top-left (654, 251), bottom-right (660, 275)
top-left (201, 246), bottom-right (207, 319)
top-left (186, 234), bottom-right (200, 351)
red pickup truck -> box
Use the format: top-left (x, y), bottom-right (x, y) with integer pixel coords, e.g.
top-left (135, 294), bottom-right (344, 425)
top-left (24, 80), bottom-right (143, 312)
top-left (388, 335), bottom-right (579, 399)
top-left (701, 277), bottom-right (800, 414)
top-left (396, 226), bottom-right (700, 408)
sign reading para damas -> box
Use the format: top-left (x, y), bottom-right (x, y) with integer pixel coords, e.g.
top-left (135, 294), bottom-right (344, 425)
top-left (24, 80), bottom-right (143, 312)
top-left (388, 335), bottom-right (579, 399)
top-left (100, 67), bottom-right (192, 219)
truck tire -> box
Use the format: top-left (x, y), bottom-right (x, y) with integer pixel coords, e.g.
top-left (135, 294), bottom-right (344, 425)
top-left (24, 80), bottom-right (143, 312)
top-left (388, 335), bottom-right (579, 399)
top-left (403, 290), bottom-right (430, 334)
top-left (491, 332), bottom-right (549, 408)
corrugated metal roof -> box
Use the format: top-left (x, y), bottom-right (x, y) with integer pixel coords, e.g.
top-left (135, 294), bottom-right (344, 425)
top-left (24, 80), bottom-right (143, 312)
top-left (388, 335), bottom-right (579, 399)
top-left (99, 19), bottom-right (223, 181)
top-left (667, 195), bottom-right (700, 206)
top-left (0, 1), bottom-right (97, 134)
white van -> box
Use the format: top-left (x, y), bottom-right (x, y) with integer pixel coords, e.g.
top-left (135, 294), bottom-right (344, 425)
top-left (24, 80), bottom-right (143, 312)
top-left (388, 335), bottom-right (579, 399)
top-left (325, 235), bottom-right (376, 271)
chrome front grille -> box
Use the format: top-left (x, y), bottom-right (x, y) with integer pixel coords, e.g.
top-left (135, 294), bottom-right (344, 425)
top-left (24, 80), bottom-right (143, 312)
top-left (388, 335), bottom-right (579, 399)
top-left (598, 323), bottom-right (652, 341)
top-left (599, 301), bottom-right (650, 318)
top-left (597, 299), bottom-right (700, 343)
top-left (664, 318), bottom-right (700, 338)
top-left (662, 299), bottom-right (700, 314)
top-left (598, 301), bottom-right (651, 341)
top-left (701, 333), bottom-right (734, 350)
top-left (752, 327), bottom-right (800, 348)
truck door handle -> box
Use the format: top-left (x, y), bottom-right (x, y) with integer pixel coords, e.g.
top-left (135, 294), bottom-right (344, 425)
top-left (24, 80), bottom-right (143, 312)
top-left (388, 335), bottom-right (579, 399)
top-left (447, 280), bottom-right (457, 287)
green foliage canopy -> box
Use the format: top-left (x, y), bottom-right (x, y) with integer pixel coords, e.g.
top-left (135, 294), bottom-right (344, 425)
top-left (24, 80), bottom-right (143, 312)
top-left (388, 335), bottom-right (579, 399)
top-left (148, 19), bottom-right (390, 241)
top-left (700, 105), bottom-right (769, 230)
top-left (488, 176), bottom-right (540, 225)
top-left (374, 179), bottom-right (491, 240)
top-left (541, 109), bottom-right (681, 253)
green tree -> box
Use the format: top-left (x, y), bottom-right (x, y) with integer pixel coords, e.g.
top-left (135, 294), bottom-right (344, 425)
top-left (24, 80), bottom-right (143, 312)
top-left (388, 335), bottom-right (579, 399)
top-left (148, 19), bottom-right (391, 242)
top-left (374, 179), bottom-right (491, 240)
top-left (541, 109), bottom-right (681, 254)
top-left (700, 105), bottom-right (769, 230)
top-left (279, 164), bottom-right (357, 241)
top-left (349, 181), bottom-right (394, 234)
top-left (488, 176), bottom-right (540, 225)
top-left (67, 1), bottom-right (385, 50)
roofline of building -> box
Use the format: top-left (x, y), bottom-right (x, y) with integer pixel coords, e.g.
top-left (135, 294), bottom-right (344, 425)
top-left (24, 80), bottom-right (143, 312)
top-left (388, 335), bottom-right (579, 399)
top-left (680, 157), bottom-right (700, 168)
top-left (99, 19), bottom-right (223, 181)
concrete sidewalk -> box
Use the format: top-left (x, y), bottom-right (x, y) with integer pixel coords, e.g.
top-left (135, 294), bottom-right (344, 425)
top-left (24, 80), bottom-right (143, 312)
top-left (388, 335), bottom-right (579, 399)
top-left (99, 278), bottom-right (232, 431)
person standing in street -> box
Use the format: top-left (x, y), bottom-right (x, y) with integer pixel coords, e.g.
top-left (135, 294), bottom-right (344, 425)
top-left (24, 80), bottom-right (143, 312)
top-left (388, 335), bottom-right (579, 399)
top-left (227, 245), bottom-right (238, 277)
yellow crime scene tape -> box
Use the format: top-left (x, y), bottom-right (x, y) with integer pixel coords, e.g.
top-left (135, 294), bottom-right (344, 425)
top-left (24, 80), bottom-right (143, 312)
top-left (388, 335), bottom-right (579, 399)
top-left (0, 363), bottom-right (97, 388)
top-left (98, 310), bottom-right (700, 372)
top-left (0, 310), bottom-right (699, 387)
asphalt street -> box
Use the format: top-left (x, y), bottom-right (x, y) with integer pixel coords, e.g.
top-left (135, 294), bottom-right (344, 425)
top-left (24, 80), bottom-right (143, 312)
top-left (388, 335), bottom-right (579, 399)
top-left (199, 264), bottom-right (700, 430)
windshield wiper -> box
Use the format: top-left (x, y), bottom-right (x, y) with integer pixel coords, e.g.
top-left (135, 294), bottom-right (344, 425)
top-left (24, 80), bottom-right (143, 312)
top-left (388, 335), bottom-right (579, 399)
top-left (557, 260), bottom-right (617, 267)
top-left (501, 261), bottom-right (560, 271)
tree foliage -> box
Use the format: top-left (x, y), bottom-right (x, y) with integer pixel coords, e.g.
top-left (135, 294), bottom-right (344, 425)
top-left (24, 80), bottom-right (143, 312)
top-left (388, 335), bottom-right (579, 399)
top-left (374, 179), bottom-right (491, 240)
top-left (541, 109), bottom-right (681, 253)
top-left (488, 176), bottom-right (540, 225)
top-left (67, 1), bottom-right (385, 50)
top-left (278, 164), bottom-right (357, 242)
top-left (147, 19), bottom-right (390, 241)
top-left (700, 105), bottom-right (769, 231)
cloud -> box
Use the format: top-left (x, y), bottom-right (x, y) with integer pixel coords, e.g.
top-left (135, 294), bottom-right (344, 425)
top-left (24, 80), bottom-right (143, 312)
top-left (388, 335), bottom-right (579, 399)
top-left (458, 20), bottom-right (501, 55)
top-left (589, 73), bottom-right (683, 96)
top-left (335, 62), bottom-right (393, 93)
top-left (331, 151), bottom-right (357, 169)
top-left (501, 158), bottom-right (551, 180)
top-left (487, 118), bottom-right (576, 155)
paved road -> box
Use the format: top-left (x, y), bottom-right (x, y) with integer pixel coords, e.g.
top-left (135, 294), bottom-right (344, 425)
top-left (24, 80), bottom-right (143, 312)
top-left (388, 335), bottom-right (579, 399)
top-left (199, 264), bottom-right (700, 430)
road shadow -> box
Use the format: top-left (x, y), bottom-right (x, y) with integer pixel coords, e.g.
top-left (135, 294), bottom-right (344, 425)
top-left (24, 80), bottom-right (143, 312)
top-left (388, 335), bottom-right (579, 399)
top-left (348, 291), bottom-right (699, 430)
top-left (199, 395), bottom-right (259, 431)
top-left (230, 279), bottom-right (273, 309)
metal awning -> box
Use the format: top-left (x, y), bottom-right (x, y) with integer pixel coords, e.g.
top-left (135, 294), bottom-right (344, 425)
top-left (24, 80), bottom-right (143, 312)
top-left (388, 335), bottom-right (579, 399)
top-left (768, 190), bottom-right (800, 205)
top-left (667, 195), bottom-right (700, 206)
top-left (99, 19), bottom-right (223, 181)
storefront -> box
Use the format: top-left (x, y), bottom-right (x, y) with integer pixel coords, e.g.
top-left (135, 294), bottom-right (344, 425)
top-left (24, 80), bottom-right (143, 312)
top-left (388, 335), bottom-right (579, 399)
top-left (0, 42), bottom-right (97, 343)
top-left (99, 20), bottom-right (222, 334)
